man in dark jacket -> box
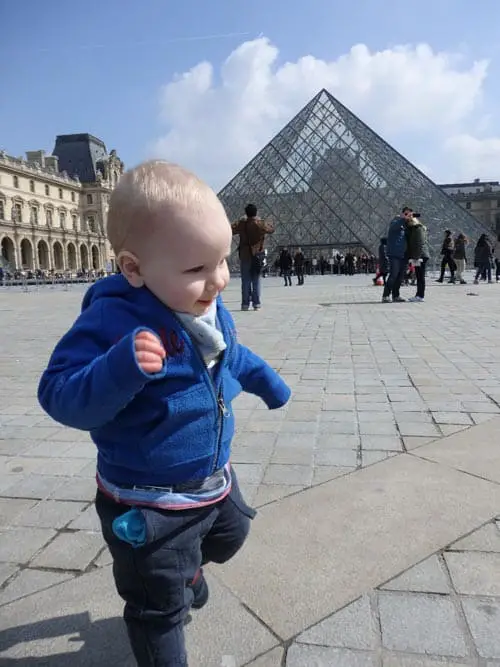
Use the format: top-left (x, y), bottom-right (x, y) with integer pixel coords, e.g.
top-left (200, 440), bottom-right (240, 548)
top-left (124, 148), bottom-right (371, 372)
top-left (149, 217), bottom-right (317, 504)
top-left (382, 206), bottom-right (413, 302)
top-left (279, 248), bottom-right (293, 286)
top-left (294, 247), bottom-right (305, 285)
top-left (232, 204), bottom-right (274, 310)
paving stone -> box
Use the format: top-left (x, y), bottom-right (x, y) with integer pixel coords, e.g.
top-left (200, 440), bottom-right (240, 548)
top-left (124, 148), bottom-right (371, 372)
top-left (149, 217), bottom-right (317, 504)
top-left (0, 567), bottom-right (74, 605)
top-left (93, 546), bottom-right (113, 568)
top-left (397, 423), bottom-right (441, 437)
top-left (359, 422), bottom-right (398, 436)
top-left (361, 451), bottom-right (397, 466)
top-left (31, 531), bottom-right (104, 570)
top-left (232, 463), bottom-right (265, 485)
top-left (297, 595), bottom-right (377, 649)
top-left (10, 500), bottom-right (87, 529)
top-left (314, 448), bottom-right (358, 467)
top-left (432, 412), bottom-right (473, 426)
top-left (0, 474), bottom-right (70, 499)
top-left (270, 445), bottom-right (314, 465)
top-left (444, 552), bottom-right (500, 596)
top-left (318, 421), bottom-right (358, 435)
top-left (69, 504), bottom-right (101, 531)
top-left (262, 464), bottom-right (313, 486)
top-left (439, 424), bottom-right (470, 436)
top-left (449, 523), bottom-right (500, 552)
top-left (246, 646), bottom-right (284, 666)
top-left (461, 597), bottom-right (500, 659)
top-left (378, 591), bottom-right (467, 657)
top-left (0, 497), bottom-right (36, 526)
top-left (382, 657), bottom-right (469, 667)
top-left (0, 527), bottom-right (56, 563)
top-left (360, 435), bottom-right (403, 452)
top-left (286, 644), bottom-right (378, 666)
top-left (50, 476), bottom-right (98, 501)
top-left (402, 436), bottom-right (437, 450)
top-left (381, 555), bottom-right (450, 594)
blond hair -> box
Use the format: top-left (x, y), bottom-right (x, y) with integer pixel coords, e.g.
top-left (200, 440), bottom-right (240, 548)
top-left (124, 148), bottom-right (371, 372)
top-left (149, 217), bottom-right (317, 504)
top-left (107, 160), bottom-right (224, 254)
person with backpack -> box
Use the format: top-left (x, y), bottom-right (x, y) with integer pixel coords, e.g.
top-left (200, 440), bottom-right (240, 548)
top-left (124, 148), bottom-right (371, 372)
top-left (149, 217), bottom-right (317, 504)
top-left (473, 234), bottom-right (493, 284)
top-left (437, 230), bottom-right (456, 283)
top-left (232, 204), bottom-right (274, 310)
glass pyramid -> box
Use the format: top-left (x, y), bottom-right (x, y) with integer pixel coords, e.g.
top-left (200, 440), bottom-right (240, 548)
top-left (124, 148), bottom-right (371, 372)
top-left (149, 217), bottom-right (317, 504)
top-left (219, 89), bottom-right (488, 263)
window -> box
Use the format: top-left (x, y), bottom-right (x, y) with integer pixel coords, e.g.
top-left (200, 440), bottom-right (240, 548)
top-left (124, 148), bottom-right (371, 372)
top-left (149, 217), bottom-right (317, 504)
top-left (31, 207), bottom-right (38, 225)
top-left (71, 214), bottom-right (77, 230)
top-left (87, 193), bottom-right (93, 205)
top-left (466, 202), bottom-right (471, 210)
top-left (58, 188), bottom-right (63, 199)
top-left (13, 175), bottom-right (19, 188)
top-left (45, 184), bottom-right (50, 196)
top-left (59, 211), bottom-right (66, 229)
top-left (30, 179), bottom-right (35, 193)
top-left (88, 215), bottom-right (96, 233)
top-left (46, 209), bottom-right (53, 227)
top-left (12, 202), bottom-right (22, 222)
top-left (0, 201), bottom-right (4, 219)
top-left (71, 191), bottom-right (75, 203)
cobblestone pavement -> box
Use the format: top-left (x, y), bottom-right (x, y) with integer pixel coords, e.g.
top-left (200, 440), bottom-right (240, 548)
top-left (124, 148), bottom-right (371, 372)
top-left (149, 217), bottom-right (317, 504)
top-left (289, 519), bottom-right (500, 666)
top-left (0, 273), bottom-right (499, 665)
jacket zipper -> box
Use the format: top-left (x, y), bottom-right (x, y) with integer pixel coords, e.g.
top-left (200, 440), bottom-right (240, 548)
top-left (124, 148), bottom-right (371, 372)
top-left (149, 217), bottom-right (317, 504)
top-left (168, 309), bottom-right (230, 473)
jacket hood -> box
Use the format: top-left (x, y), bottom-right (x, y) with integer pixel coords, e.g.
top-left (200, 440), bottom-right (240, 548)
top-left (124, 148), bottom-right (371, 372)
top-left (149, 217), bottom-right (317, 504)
top-left (81, 274), bottom-right (135, 311)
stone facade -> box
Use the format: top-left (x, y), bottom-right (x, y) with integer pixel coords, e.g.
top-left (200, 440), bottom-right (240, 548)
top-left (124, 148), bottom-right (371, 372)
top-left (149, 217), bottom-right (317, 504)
top-left (440, 179), bottom-right (500, 234)
top-left (0, 141), bottom-right (123, 273)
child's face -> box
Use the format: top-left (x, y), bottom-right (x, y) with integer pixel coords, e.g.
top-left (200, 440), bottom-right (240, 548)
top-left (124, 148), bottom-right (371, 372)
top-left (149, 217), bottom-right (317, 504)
top-left (137, 203), bottom-right (232, 315)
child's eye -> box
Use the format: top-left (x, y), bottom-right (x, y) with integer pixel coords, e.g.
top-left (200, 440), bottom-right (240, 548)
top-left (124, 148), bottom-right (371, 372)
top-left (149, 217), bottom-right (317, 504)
top-left (185, 266), bottom-right (204, 274)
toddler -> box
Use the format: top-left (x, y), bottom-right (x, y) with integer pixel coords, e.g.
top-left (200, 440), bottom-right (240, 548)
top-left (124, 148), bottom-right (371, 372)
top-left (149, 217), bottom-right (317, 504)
top-left (38, 161), bottom-right (291, 666)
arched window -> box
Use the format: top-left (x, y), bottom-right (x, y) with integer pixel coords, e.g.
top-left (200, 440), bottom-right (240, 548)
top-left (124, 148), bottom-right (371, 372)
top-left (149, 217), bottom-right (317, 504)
top-left (31, 207), bottom-right (39, 225)
top-left (59, 211), bottom-right (66, 229)
top-left (13, 175), bottom-right (19, 188)
top-left (46, 209), bottom-right (53, 227)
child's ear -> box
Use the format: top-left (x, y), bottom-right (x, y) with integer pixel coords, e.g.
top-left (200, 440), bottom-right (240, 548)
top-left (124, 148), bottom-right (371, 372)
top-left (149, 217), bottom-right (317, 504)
top-left (117, 251), bottom-right (144, 288)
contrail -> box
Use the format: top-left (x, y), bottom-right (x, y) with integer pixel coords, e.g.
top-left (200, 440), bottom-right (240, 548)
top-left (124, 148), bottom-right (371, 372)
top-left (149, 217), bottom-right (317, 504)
top-left (35, 31), bottom-right (254, 53)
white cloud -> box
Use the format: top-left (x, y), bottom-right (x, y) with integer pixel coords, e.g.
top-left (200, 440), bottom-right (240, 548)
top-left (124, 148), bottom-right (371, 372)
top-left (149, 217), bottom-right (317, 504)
top-left (444, 134), bottom-right (500, 181)
top-left (152, 37), bottom-right (492, 189)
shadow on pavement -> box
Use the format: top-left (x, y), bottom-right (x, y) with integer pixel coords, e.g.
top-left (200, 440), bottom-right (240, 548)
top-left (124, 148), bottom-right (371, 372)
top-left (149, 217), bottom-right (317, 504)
top-left (0, 613), bottom-right (133, 665)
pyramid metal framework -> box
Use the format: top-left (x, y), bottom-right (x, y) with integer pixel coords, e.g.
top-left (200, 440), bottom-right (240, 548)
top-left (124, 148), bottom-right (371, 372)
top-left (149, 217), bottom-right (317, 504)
top-left (218, 89), bottom-right (488, 262)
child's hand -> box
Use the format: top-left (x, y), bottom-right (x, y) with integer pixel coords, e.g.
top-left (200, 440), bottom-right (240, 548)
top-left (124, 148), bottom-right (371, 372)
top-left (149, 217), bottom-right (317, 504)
top-left (134, 331), bottom-right (166, 373)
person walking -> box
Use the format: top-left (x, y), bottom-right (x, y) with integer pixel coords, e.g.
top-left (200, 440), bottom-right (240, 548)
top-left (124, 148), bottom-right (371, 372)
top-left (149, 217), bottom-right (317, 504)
top-left (294, 247), bottom-right (305, 285)
top-left (232, 204), bottom-right (274, 311)
top-left (453, 233), bottom-right (468, 284)
top-left (382, 206), bottom-right (413, 303)
top-left (473, 234), bottom-right (493, 284)
top-left (279, 247), bottom-right (293, 286)
top-left (406, 213), bottom-right (430, 302)
top-left (373, 237), bottom-right (389, 285)
top-left (437, 230), bottom-right (456, 283)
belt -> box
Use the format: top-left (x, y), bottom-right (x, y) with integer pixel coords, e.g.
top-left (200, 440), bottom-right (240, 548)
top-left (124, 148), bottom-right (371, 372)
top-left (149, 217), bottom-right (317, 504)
top-left (117, 467), bottom-right (226, 495)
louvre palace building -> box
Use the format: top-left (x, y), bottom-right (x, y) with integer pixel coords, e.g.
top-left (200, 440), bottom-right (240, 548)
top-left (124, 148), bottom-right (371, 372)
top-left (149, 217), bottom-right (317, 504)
top-left (0, 134), bottom-right (123, 275)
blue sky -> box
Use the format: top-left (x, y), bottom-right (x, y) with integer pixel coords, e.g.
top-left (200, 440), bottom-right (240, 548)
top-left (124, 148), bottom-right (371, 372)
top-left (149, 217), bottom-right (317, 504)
top-left (2, 0), bottom-right (500, 186)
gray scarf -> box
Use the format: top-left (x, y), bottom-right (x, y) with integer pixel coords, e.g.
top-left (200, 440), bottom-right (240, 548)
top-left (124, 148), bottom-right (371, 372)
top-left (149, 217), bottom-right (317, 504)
top-left (176, 300), bottom-right (226, 367)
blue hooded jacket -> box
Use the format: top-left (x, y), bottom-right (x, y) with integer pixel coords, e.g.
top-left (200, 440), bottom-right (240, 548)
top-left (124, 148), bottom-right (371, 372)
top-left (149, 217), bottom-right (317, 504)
top-left (38, 275), bottom-right (291, 487)
top-left (386, 216), bottom-right (407, 259)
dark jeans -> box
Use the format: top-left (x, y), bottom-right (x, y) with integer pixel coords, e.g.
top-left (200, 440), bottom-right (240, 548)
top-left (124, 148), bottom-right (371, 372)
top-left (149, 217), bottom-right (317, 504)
top-left (95, 469), bottom-right (255, 667)
top-left (415, 259), bottom-right (427, 298)
top-left (475, 262), bottom-right (492, 282)
top-left (283, 271), bottom-right (292, 286)
top-left (383, 257), bottom-right (406, 299)
top-left (439, 252), bottom-right (456, 281)
top-left (296, 268), bottom-right (304, 285)
top-left (496, 258), bottom-right (500, 280)
top-left (240, 258), bottom-right (261, 308)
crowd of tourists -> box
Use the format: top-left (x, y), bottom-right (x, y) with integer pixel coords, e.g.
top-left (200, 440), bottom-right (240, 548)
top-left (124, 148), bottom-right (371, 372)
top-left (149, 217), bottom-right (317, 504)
top-left (375, 206), bottom-right (500, 304)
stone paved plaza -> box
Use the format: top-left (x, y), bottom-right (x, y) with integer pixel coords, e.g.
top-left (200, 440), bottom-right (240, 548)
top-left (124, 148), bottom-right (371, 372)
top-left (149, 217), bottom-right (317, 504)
top-left (0, 274), bottom-right (500, 666)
